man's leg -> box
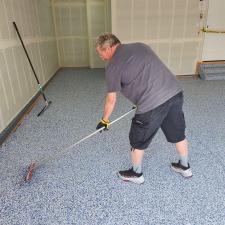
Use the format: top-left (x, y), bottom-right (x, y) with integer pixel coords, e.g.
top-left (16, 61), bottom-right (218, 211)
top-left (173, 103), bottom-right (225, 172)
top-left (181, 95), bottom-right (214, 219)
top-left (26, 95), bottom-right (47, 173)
top-left (158, 93), bottom-right (192, 178)
top-left (171, 138), bottom-right (192, 178)
top-left (131, 148), bottom-right (144, 173)
top-left (117, 148), bottom-right (145, 184)
top-left (175, 139), bottom-right (188, 167)
top-left (118, 105), bottom-right (166, 184)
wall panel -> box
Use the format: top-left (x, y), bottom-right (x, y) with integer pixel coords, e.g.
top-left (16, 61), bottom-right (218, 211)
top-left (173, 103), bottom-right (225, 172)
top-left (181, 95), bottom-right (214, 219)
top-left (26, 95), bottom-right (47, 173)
top-left (112, 0), bottom-right (205, 75)
top-left (53, 0), bottom-right (89, 67)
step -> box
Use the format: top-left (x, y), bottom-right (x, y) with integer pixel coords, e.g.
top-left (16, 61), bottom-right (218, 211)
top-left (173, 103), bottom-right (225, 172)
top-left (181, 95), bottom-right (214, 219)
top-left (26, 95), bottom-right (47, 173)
top-left (199, 63), bottom-right (225, 80)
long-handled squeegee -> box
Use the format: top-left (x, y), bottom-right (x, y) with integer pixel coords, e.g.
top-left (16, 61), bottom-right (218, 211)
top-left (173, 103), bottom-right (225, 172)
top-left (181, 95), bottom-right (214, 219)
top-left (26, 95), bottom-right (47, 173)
top-left (23, 107), bottom-right (136, 183)
top-left (13, 21), bottom-right (51, 117)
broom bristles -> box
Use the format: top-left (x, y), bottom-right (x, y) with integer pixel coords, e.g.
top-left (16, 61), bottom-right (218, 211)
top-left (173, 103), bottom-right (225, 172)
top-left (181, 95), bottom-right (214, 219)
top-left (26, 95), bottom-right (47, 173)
top-left (24, 162), bottom-right (36, 182)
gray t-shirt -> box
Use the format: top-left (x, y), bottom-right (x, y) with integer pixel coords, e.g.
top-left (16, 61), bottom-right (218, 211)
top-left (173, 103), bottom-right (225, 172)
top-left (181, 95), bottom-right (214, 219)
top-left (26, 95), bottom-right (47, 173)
top-left (105, 43), bottom-right (182, 114)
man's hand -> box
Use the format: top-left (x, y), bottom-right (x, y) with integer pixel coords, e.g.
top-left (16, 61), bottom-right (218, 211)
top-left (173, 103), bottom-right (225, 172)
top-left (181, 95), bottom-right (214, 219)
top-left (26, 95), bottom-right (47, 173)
top-left (96, 119), bottom-right (110, 131)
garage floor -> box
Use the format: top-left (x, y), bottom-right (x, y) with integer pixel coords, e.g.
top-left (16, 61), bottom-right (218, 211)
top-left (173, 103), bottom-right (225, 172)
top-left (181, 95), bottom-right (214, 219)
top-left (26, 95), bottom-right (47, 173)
top-left (0, 68), bottom-right (225, 225)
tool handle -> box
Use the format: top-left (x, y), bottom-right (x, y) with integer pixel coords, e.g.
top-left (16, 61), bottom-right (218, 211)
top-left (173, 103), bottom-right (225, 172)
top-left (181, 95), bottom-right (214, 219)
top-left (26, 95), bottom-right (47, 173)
top-left (65, 106), bottom-right (136, 148)
top-left (13, 22), bottom-right (40, 85)
top-left (35, 107), bottom-right (137, 168)
top-left (13, 22), bottom-right (48, 103)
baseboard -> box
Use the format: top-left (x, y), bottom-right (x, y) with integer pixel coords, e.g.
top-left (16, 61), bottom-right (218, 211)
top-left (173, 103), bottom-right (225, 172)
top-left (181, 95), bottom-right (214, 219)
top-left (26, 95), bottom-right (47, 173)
top-left (176, 74), bottom-right (199, 80)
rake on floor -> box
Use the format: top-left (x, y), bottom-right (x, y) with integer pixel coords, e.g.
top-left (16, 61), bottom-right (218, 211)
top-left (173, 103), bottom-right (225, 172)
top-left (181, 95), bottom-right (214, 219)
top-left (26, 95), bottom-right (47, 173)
top-left (22, 107), bottom-right (136, 183)
top-left (13, 21), bottom-right (52, 117)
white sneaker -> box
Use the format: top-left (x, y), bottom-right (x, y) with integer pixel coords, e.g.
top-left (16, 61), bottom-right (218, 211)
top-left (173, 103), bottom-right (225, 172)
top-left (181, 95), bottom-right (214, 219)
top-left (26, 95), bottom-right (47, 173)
top-left (171, 160), bottom-right (193, 178)
top-left (117, 168), bottom-right (145, 184)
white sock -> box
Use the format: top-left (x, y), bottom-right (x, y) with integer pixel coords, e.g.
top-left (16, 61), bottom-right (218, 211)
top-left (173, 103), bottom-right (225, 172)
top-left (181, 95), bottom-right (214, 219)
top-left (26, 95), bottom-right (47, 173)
top-left (180, 155), bottom-right (188, 167)
top-left (133, 165), bottom-right (142, 173)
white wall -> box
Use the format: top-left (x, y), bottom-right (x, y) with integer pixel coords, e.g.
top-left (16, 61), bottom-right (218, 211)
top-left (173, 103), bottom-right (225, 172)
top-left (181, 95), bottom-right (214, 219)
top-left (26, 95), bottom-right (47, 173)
top-left (53, 0), bottom-right (89, 67)
top-left (52, 0), bottom-right (111, 68)
top-left (0, 0), bottom-right (59, 133)
top-left (111, 0), bottom-right (206, 75)
top-left (86, 0), bottom-right (111, 68)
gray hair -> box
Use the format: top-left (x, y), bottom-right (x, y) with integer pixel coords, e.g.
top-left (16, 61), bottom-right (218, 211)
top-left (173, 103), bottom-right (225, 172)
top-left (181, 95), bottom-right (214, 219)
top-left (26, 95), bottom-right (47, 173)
top-left (96, 33), bottom-right (121, 49)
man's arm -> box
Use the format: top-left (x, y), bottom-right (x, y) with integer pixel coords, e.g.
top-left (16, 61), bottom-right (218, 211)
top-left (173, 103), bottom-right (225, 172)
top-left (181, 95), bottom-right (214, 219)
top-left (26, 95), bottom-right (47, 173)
top-left (102, 92), bottom-right (117, 121)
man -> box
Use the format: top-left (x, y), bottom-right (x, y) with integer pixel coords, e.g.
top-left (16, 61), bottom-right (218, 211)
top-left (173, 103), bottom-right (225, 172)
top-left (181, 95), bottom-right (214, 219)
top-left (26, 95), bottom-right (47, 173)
top-left (96, 33), bottom-right (192, 184)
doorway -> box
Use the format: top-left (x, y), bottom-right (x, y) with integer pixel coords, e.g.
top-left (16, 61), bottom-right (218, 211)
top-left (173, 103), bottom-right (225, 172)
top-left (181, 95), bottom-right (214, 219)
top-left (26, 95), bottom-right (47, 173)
top-left (201, 0), bottom-right (225, 61)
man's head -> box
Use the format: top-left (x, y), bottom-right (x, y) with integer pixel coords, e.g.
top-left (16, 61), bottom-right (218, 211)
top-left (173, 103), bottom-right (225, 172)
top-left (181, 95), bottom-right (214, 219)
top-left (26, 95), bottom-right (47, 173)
top-left (96, 33), bottom-right (121, 61)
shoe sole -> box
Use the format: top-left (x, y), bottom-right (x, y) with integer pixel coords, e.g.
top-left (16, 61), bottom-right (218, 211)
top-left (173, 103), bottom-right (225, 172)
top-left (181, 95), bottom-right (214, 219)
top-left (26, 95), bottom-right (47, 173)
top-left (117, 172), bottom-right (145, 184)
top-left (170, 166), bottom-right (193, 178)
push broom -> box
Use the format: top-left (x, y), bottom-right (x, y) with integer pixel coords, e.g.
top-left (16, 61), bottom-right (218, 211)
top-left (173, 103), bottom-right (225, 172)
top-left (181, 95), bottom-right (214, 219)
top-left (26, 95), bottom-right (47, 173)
top-left (23, 107), bottom-right (136, 183)
top-left (13, 21), bottom-right (52, 117)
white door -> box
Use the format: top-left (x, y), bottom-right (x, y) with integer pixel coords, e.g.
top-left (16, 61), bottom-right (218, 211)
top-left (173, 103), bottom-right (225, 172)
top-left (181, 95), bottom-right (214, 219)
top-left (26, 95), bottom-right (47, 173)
top-left (202, 0), bottom-right (225, 60)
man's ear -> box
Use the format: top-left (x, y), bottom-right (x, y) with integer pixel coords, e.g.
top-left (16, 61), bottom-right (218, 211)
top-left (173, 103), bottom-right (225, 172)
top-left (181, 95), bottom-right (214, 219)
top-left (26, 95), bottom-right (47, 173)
top-left (109, 45), bottom-right (117, 56)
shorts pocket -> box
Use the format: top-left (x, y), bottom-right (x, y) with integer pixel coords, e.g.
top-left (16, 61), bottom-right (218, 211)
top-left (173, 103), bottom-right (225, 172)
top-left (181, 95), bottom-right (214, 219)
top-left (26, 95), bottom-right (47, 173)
top-left (129, 117), bottom-right (149, 146)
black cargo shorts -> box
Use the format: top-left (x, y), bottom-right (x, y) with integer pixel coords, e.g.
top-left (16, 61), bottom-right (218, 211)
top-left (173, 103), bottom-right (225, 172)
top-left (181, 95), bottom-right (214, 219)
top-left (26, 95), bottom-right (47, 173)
top-left (129, 92), bottom-right (186, 150)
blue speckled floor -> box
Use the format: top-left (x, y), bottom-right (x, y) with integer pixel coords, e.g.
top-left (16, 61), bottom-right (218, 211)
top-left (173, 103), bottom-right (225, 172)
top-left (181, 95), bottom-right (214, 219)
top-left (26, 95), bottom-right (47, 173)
top-left (0, 68), bottom-right (225, 225)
